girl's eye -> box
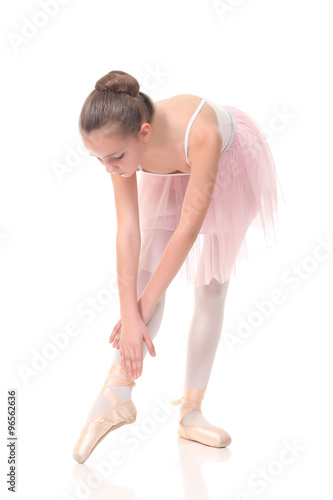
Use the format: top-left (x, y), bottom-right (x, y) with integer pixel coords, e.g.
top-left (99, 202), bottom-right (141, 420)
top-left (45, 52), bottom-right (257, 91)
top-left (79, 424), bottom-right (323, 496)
top-left (115, 154), bottom-right (124, 160)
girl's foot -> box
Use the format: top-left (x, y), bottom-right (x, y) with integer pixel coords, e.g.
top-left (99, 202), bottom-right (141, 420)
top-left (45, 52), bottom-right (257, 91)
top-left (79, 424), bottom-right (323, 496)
top-left (84, 367), bottom-right (133, 424)
top-left (172, 388), bottom-right (231, 448)
top-left (72, 364), bottom-right (137, 463)
top-left (179, 406), bottom-right (213, 426)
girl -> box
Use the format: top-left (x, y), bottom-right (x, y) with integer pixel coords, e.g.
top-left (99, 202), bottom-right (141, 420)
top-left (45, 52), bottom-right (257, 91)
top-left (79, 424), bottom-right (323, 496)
top-left (72, 70), bottom-right (283, 463)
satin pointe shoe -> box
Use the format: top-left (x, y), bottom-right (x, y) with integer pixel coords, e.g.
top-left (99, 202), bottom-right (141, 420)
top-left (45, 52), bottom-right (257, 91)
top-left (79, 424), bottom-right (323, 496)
top-left (172, 388), bottom-right (232, 448)
top-left (72, 364), bottom-right (137, 463)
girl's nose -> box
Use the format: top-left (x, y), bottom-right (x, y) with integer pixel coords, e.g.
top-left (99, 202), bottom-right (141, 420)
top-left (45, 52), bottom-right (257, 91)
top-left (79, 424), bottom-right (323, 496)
top-left (105, 163), bottom-right (119, 174)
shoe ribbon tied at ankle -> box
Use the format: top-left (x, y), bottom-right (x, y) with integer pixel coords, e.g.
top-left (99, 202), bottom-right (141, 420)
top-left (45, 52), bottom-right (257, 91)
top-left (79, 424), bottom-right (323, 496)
top-left (172, 397), bottom-right (203, 411)
top-left (171, 388), bottom-right (205, 421)
top-left (100, 364), bottom-right (136, 406)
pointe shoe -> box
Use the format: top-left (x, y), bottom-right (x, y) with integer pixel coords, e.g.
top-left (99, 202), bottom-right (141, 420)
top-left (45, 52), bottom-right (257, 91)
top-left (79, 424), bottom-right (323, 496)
top-left (172, 388), bottom-right (231, 448)
top-left (73, 364), bottom-right (137, 463)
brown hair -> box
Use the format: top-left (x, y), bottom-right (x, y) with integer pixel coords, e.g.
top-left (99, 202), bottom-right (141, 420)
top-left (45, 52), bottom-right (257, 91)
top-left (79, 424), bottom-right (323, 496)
top-left (78, 70), bottom-right (155, 137)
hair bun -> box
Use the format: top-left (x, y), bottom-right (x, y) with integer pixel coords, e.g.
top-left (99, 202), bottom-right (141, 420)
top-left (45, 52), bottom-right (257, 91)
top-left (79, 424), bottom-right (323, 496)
top-left (95, 70), bottom-right (140, 97)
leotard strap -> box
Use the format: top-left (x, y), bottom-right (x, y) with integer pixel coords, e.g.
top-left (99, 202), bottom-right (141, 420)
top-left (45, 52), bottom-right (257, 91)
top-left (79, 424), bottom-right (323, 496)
top-left (137, 97), bottom-right (207, 175)
top-left (184, 99), bottom-right (206, 166)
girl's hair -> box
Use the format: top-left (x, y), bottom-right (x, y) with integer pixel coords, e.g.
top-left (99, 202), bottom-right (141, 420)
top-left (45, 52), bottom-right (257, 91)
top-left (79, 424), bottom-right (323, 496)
top-left (78, 70), bottom-right (155, 137)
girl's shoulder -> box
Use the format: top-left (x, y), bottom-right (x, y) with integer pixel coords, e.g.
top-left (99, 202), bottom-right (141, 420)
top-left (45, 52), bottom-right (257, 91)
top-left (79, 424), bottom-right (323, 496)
top-left (156, 94), bottom-right (219, 132)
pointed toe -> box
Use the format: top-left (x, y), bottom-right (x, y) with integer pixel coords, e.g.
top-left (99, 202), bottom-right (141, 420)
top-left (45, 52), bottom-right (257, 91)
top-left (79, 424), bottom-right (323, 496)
top-left (72, 398), bottom-right (137, 463)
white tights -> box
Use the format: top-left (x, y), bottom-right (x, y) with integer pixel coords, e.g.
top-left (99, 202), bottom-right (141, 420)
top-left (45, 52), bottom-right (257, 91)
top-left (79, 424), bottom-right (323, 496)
top-left (84, 268), bottom-right (167, 425)
top-left (85, 268), bottom-right (229, 427)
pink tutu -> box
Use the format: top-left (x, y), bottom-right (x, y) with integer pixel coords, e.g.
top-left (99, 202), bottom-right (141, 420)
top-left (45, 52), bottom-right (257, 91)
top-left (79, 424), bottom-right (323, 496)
top-left (138, 105), bottom-right (285, 287)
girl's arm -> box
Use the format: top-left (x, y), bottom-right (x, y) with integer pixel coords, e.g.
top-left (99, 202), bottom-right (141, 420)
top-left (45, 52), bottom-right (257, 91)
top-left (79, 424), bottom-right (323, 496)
top-left (111, 173), bottom-right (156, 378)
top-left (116, 231), bottom-right (141, 321)
top-left (139, 129), bottom-right (223, 308)
top-left (110, 173), bottom-right (141, 320)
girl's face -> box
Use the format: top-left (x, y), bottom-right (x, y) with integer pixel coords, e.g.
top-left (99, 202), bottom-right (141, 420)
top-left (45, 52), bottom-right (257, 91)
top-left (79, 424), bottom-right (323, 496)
top-left (83, 124), bottom-right (150, 177)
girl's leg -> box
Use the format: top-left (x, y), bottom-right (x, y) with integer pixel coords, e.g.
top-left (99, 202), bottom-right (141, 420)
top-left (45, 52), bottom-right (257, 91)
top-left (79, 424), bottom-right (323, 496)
top-left (180, 277), bottom-right (230, 426)
top-left (84, 228), bottom-right (174, 424)
top-left (84, 269), bottom-right (167, 423)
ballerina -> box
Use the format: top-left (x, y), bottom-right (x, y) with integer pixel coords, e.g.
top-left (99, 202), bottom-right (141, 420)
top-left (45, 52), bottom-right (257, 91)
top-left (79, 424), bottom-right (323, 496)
top-left (72, 69), bottom-right (283, 463)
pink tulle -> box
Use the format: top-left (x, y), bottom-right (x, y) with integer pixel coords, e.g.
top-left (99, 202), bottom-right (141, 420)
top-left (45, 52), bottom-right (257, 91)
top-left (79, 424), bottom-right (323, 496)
top-left (138, 104), bottom-right (285, 287)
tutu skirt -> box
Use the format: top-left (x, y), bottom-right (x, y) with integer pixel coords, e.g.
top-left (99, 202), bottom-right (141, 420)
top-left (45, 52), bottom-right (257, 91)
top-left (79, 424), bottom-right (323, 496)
top-left (138, 105), bottom-right (285, 287)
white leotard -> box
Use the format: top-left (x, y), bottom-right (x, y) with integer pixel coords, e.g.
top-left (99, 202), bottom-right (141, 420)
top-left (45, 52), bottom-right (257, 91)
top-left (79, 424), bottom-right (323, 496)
top-left (138, 96), bottom-right (237, 176)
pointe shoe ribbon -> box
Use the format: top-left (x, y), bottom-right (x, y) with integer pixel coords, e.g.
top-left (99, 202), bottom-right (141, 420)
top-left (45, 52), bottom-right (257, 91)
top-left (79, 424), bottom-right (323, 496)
top-left (172, 388), bottom-right (205, 420)
top-left (100, 364), bottom-right (136, 404)
top-left (72, 364), bottom-right (137, 464)
top-left (172, 388), bottom-right (231, 448)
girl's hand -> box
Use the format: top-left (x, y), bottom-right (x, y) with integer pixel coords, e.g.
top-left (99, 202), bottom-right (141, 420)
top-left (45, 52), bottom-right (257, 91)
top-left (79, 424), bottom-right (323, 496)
top-left (109, 296), bottom-right (156, 348)
top-left (109, 318), bottom-right (122, 349)
top-left (118, 316), bottom-right (156, 379)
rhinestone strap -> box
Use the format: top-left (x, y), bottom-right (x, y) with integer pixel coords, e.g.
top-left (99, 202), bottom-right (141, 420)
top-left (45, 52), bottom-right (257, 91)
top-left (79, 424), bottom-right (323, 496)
top-left (220, 106), bottom-right (237, 155)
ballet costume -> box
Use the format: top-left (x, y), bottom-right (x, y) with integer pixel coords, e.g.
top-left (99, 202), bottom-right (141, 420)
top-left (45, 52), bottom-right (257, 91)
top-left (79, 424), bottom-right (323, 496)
top-left (138, 96), bottom-right (284, 287)
top-left (72, 96), bottom-right (284, 462)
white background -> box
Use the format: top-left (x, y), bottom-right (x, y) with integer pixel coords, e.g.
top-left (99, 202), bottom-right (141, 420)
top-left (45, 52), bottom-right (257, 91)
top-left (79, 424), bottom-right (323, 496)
top-left (1, 0), bottom-right (332, 499)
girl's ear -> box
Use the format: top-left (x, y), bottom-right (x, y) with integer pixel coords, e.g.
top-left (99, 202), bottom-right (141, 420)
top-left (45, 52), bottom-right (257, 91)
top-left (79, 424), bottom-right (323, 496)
top-left (139, 123), bottom-right (152, 143)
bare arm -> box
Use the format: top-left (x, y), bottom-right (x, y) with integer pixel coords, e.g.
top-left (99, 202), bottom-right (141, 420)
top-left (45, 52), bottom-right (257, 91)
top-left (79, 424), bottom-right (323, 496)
top-left (110, 172), bottom-right (156, 378)
top-left (140, 129), bottom-right (223, 306)
top-left (116, 231), bottom-right (141, 321)
top-left (110, 173), bottom-right (141, 320)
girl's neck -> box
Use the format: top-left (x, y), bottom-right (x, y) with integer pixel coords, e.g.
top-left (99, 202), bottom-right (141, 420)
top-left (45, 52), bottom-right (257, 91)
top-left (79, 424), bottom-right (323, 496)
top-left (143, 104), bottom-right (169, 159)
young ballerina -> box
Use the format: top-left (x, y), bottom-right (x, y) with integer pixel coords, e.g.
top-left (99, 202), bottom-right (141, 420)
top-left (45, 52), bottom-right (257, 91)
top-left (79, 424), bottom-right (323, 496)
top-left (72, 70), bottom-right (282, 463)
